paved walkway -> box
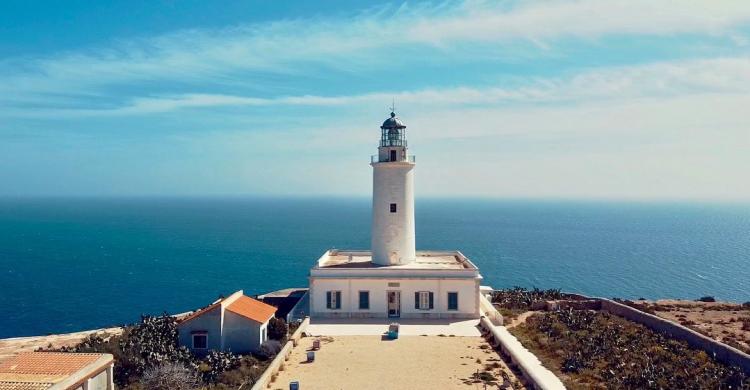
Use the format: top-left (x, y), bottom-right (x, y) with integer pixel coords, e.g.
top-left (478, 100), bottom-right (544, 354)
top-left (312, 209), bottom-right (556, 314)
top-left (272, 335), bottom-right (522, 390)
top-left (305, 317), bottom-right (481, 336)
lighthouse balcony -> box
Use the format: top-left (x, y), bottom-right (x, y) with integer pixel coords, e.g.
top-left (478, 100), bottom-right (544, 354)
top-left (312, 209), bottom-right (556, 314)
top-left (371, 154), bottom-right (416, 164)
top-left (311, 249), bottom-right (481, 276)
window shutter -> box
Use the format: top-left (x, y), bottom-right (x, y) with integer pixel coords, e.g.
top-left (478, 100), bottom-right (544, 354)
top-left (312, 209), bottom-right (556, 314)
top-left (336, 291), bottom-right (342, 309)
top-left (415, 292), bottom-right (420, 309)
top-left (429, 292), bottom-right (434, 309)
top-left (326, 291), bottom-right (332, 309)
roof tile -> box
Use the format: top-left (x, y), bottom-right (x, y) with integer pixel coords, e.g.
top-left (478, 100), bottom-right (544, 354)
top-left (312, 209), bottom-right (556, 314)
top-left (226, 296), bottom-right (277, 323)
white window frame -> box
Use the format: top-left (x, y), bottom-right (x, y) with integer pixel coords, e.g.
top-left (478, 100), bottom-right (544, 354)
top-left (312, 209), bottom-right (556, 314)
top-left (192, 333), bottom-right (208, 350)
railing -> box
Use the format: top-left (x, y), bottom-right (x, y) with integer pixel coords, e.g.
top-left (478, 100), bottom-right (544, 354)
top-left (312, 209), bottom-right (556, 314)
top-left (379, 139), bottom-right (408, 147)
top-left (371, 155), bottom-right (416, 163)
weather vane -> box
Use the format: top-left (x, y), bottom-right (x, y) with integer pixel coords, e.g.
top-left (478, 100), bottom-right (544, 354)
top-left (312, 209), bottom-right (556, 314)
top-left (390, 98), bottom-right (396, 114)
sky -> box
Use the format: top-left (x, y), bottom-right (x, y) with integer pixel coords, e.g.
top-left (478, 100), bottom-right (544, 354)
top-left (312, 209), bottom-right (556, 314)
top-left (1, 0), bottom-right (749, 200)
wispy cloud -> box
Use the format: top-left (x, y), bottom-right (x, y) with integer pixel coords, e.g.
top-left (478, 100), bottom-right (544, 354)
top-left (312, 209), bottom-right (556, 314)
top-left (1, 0), bottom-right (749, 107)
top-left (7, 56), bottom-right (748, 117)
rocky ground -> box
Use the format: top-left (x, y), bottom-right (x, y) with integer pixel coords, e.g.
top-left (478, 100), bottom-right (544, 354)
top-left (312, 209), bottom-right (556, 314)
top-left (627, 299), bottom-right (750, 354)
top-left (0, 327), bottom-right (123, 362)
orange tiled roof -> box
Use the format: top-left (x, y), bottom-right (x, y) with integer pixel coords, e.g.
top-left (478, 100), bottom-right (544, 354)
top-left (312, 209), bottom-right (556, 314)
top-left (0, 353), bottom-right (101, 376)
top-left (0, 352), bottom-right (110, 390)
top-left (0, 382), bottom-right (54, 390)
top-left (226, 296), bottom-right (277, 323)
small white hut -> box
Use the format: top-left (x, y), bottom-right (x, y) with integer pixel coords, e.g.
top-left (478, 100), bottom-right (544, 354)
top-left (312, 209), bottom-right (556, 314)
top-left (177, 290), bottom-right (277, 354)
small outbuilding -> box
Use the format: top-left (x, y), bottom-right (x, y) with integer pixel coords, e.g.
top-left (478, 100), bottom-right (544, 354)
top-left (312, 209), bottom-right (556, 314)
top-left (177, 290), bottom-right (277, 355)
top-left (0, 352), bottom-right (114, 390)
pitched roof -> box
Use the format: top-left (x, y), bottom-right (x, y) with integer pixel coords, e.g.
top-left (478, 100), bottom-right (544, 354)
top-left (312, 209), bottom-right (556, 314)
top-left (0, 382), bottom-right (54, 390)
top-left (179, 299), bottom-right (223, 324)
top-left (0, 352), bottom-right (111, 390)
top-left (226, 295), bottom-right (277, 323)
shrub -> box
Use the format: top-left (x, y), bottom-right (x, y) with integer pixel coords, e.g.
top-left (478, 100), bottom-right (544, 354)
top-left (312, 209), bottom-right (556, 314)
top-left (742, 301), bottom-right (750, 309)
top-left (515, 310), bottom-right (749, 389)
top-left (199, 350), bottom-right (241, 383)
top-left (267, 317), bottom-right (288, 341)
top-left (214, 356), bottom-right (263, 389)
top-left (41, 314), bottom-right (196, 387)
top-left (116, 314), bottom-right (196, 382)
top-left (491, 287), bottom-right (563, 310)
top-left (140, 362), bottom-right (201, 390)
top-left (741, 318), bottom-right (750, 332)
top-left (697, 296), bottom-right (716, 303)
top-left (257, 340), bottom-right (283, 360)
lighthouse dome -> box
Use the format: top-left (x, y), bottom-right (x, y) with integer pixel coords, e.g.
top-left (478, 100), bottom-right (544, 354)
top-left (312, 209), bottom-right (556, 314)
top-left (381, 112), bottom-right (406, 129)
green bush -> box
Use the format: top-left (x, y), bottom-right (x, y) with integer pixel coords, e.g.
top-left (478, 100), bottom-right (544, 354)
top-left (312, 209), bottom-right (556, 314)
top-left (199, 350), bottom-right (241, 383)
top-left (267, 317), bottom-right (288, 341)
top-left (491, 287), bottom-right (563, 310)
top-left (516, 309), bottom-right (749, 389)
top-left (257, 340), bottom-right (283, 360)
top-left (697, 296), bottom-right (716, 302)
top-left (42, 314), bottom-right (272, 390)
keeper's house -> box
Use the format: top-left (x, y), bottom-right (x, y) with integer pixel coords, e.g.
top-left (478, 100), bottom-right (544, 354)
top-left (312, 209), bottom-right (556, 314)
top-left (309, 112), bottom-right (482, 320)
top-left (177, 290), bottom-right (277, 355)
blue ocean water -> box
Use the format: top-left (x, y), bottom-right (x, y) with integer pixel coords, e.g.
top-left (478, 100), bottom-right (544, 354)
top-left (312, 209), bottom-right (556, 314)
top-left (0, 197), bottom-right (748, 338)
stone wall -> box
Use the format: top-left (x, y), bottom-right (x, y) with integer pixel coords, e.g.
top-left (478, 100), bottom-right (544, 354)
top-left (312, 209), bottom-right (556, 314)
top-left (599, 298), bottom-right (750, 374)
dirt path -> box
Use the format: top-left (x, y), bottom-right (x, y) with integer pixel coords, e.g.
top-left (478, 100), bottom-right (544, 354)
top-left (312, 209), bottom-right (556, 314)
top-left (506, 311), bottom-right (538, 329)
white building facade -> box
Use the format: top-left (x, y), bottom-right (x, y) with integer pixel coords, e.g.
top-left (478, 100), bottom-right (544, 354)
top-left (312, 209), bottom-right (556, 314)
top-left (309, 112), bottom-right (482, 320)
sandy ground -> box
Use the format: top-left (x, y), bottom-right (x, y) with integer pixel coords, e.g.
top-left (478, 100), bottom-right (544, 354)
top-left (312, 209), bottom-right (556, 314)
top-left (271, 335), bottom-right (525, 390)
top-left (0, 327), bottom-right (122, 362)
top-left (633, 299), bottom-right (750, 354)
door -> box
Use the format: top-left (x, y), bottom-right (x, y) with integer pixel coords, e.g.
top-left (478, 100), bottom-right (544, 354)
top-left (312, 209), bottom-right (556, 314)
top-left (387, 291), bottom-right (400, 318)
top-left (390, 150), bottom-right (397, 162)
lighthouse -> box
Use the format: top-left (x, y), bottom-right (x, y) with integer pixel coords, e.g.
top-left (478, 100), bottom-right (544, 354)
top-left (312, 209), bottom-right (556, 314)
top-left (308, 109), bottom-right (481, 321)
top-left (371, 112), bottom-right (416, 265)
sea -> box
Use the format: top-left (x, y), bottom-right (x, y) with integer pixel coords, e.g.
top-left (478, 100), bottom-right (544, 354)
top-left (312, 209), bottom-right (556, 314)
top-left (0, 197), bottom-right (748, 338)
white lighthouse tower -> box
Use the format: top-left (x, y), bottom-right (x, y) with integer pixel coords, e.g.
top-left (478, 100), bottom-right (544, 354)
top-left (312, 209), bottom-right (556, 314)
top-left (308, 109), bottom-right (482, 321)
top-left (371, 111), bottom-right (416, 265)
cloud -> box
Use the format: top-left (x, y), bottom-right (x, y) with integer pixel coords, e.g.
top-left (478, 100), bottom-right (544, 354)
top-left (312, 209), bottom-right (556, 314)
top-left (6, 56), bottom-right (748, 117)
top-left (1, 0), bottom-right (749, 105)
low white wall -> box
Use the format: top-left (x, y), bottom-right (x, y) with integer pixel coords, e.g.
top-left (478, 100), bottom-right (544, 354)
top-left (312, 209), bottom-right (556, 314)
top-left (478, 292), bottom-right (564, 390)
top-left (480, 317), bottom-right (566, 390)
top-left (479, 293), bottom-right (503, 326)
top-left (251, 317), bottom-right (310, 390)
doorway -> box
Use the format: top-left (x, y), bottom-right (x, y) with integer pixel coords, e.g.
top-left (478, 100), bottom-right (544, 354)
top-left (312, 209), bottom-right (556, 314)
top-left (387, 291), bottom-right (401, 318)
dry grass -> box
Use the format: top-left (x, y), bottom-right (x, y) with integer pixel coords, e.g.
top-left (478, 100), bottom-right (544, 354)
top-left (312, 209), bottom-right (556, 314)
top-left (628, 299), bottom-right (750, 354)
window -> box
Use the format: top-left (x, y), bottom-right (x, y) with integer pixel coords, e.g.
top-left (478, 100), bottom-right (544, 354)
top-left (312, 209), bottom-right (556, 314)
top-left (326, 291), bottom-right (342, 310)
top-left (414, 291), bottom-right (434, 310)
top-left (192, 333), bottom-right (207, 349)
top-left (390, 203), bottom-right (397, 213)
top-left (448, 292), bottom-right (459, 311)
top-left (359, 291), bottom-right (370, 310)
